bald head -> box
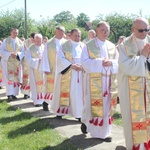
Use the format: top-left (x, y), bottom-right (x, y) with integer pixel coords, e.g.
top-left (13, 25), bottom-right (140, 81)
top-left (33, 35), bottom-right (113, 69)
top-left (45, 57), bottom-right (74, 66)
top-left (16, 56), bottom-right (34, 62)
top-left (132, 17), bottom-right (149, 39)
top-left (133, 17), bottom-right (149, 27)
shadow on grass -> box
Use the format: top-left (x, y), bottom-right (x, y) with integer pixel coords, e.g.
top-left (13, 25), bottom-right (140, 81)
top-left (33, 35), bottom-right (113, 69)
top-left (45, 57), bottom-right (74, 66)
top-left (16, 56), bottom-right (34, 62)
top-left (0, 99), bottom-right (6, 103)
top-left (7, 117), bottom-right (80, 139)
top-left (42, 134), bottom-right (104, 150)
top-left (6, 106), bottom-right (18, 111)
top-left (8, 118), bottom-right (52, 139)
top-left (113, 112), bottom-right (122, 119)
top-left (0, 112), bottom-right (32, 125)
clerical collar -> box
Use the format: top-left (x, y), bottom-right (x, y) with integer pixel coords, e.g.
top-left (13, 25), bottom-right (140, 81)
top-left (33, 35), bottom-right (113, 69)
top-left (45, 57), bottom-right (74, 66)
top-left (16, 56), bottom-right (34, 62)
top-left (55, 38), bottom-right (61, 41)
top-left (11, 36), bottom-right (17, 41)
top-left (134, 35), bottom-right (147, 53)
top-left (135, 37), bottom-right (146, 43)
top-left (96, 37), bottom-right (106, 44)
top-left (35, 45), bottom-right (40, 49)
top-left (71, 40), bottom-right (80, 44)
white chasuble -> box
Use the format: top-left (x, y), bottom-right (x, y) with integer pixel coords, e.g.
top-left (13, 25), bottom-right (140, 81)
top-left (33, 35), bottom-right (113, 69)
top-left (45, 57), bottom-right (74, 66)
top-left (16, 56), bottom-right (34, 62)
top-left (118, 34), bottom-right (150, 150)
top-left (1, 37), bottom-right (24, 96)
top-left (51, 40), bottom-right (85, 118)
top-left (26, 44), bottom-right (44, 105)
top-left (81, 37), bottom-right (118, 139)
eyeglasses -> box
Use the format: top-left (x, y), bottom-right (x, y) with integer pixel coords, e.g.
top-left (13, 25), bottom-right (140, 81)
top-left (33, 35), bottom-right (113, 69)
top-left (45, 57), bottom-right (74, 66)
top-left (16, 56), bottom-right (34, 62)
top-left (101, 29), bottom-right (110, 34)
top-left (134, 27), bottom-right (150, 33)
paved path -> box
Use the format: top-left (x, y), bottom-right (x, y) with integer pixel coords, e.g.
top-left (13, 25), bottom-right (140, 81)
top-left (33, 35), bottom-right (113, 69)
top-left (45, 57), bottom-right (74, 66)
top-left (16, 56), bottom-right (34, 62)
top-left (0, 87), bottom-right (126, 150)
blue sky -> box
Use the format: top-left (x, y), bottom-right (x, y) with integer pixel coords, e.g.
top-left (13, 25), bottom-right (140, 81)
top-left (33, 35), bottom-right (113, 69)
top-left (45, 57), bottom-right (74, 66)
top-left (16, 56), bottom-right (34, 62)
top-left (0, 0), bottom-right (150, 21)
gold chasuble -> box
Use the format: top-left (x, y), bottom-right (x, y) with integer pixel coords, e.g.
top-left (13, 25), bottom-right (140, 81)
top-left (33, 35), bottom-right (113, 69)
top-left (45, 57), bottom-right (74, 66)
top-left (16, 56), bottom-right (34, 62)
top-left (0, 67), bottom-right (3, 84)
top-left (0, 54), bottom-right (3, 83)
top-left (87, 39), bottom-right (118, 126)
top-left (57, 40), bottom-right (72, 114)
top-left (0, 53), bottom-right (2, 83)
top-left (44, 38), bottom-right (66, 101)
top-left (6, 36), bottom-right (22, 86)
top-left (30, 44), bottom-right (44, 99)
top-left (24, 38), bottom-right (33, 50)
top-left (124, 35), bottom-right (150, 147)
top-left (21, 39), bottom-right (33, 91)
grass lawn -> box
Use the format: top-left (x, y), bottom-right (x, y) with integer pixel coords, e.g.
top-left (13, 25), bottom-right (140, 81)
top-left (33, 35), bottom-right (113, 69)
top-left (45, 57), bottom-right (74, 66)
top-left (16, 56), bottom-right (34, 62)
top-left (0, 100), bottom-right (78, 150)
top-left (0, 99), bottom-right (122, 150)
top-left (113, 111), bottom-right (122, 126)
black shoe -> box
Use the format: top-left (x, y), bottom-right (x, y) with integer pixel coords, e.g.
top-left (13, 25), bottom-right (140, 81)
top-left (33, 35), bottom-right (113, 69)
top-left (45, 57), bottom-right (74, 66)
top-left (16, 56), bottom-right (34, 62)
top-left (7, 95), bottom-right (13, 101)
top-left (24, 94), bottom-right (29, 99)
top-left (76, 118), bottom-right (81, 122)
top-left (42, 102), bottom-right (49, 111)
top-left (12, 95), bottom-right (17, 99)
top-left (104, 137), bottom-right (112, 142)
top-left (117, 97), bottom-right (120, 104)
top-left (81, 123), bottom-right (87, 134)
top-left (34, 104), bottom-right (42, 107)
top-left (56, 115), bottom-right (62, 119)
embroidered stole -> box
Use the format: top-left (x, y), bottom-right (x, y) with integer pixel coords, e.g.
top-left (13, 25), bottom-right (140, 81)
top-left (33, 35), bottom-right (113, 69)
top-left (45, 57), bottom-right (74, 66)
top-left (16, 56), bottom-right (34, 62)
top-left (21, 57), bottom-right (30, 90)
top-left (30, 44), bottom-right (44, 93)
top-left (0, 66), bottom-right (2, 83)
top-left (59, 40), bottom-right (72, 107)
top-left (87, 39), bottom-right (118, 118)
top-left (6, 36), bottom-right (22, 83)
top-left (0, 55), bottom-right (2, 83)
top-left (44, 39), bottom-right (56, 99)
top-left (22, 39), bottom-right (33, 89)
top-left (24, 38), bottom-right (33, 50)
top-left (44, 38), bottom-right (67, 100)
top-left (124, 35), bottom-right (150, 144)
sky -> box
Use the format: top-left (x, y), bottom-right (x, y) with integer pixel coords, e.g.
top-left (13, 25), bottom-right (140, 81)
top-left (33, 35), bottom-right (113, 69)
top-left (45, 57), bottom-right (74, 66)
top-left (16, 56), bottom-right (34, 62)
top-left (0, 0), bottom-right (150, 21)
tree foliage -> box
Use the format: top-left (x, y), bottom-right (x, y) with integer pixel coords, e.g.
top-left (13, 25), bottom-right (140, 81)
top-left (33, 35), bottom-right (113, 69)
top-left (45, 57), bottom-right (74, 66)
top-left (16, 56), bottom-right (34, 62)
top-left (93, 12), bottom-right (140, 43)
top-left (0, 9), bottom-right (149, 43)
top-left (0, 9), bottom-right (36, 39)
top-left (77, 13), bottom-right (90, 27)
top-left (36, 19), bottom-right (56, 39)
top-left (61, 22), bottom-right (88, 41)
top-left (53, 11), bottom-right (76, 24)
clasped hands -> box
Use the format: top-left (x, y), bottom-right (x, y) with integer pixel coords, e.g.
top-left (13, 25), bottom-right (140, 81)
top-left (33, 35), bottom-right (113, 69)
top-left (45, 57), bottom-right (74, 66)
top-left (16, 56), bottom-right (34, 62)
top-left (45, 72), bottom-right (51, 75)
top-left (141, 43), bottom-right (150, 58)
top-left (102, 58), bottom-right (112, 67)
top-left (71, 64), bottom-right (83, 71)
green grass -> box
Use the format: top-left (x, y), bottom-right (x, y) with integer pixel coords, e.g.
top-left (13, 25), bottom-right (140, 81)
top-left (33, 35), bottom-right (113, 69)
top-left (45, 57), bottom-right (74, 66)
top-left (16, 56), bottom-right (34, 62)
top-left (113, 111), bottom-right (122, 126)
top-left (0, 100), bottom-right (78, 150)
top-left (0, 99), bottom-right (122, 150)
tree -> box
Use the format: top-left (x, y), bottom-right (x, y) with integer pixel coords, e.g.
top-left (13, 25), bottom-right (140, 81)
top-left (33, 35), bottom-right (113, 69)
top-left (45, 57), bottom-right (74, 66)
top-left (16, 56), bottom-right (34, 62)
top-left (36, 19), bottom-right (56, 39)
top-left (61, 22), bottom-right (88, 41)
top-left (93, 12), bottom-right (135, 43)
top-left (0, 9), bottom-right (36, 39)
top-left (77, 13), bottom-right (90, 27)
top-left (105, 12), bottom-right (134, 43)
top-left (53, 11), bottom-right (76, 24)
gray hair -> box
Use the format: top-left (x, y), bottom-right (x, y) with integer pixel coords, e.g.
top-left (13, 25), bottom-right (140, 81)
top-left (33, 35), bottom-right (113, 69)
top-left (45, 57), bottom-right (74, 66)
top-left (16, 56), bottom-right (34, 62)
top-left (96, 21), bottom-right (110, 29)
top-left (34, 33), bottom-right (43, 39)
top-left (88, 29), bottom-right (96, 36)
top-left (70, 28), bottom-right (81, 35)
